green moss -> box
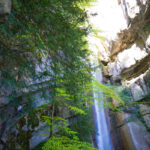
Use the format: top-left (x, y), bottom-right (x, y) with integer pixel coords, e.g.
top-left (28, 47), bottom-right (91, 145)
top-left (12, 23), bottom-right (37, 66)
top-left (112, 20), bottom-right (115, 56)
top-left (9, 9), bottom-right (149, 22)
top-left (9, 135), bottom-right (16, 150)
top-left (28, 111), bottom-right (39, 129)
top-left (17, 130), bottom-right (26, 144)
top-left (16, 130), bottom-right (32, 150)
top-left (17, 116), bottom-right (26, 129)
top-left (139, 112), bottom-right (150, 132)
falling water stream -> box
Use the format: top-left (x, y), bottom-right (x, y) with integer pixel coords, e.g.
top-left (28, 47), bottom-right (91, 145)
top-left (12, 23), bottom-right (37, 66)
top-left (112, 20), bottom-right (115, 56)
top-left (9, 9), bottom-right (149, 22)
top-left (93, 67), bottom-right (113, 150)
top-left (86, 0), bottom-right (129, 149)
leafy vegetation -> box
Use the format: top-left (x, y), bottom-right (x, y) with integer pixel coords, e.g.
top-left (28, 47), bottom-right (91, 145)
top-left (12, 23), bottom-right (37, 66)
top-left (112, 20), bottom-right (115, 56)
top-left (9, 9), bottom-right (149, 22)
top-left (0, 0), bottom-right (99, 149)
top-left (0, 0), bottom-right (96, 113)
top-left (42, 136), bottom-right (97, 150)
top-left (2, 0), bottom-right (150, 149)
top-left (40, 116), bottom-right (97, 150)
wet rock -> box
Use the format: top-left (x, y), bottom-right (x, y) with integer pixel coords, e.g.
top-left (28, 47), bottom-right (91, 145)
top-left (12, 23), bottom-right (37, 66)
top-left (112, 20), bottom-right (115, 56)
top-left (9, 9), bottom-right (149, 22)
top-left (140, 104), bottom-right (150, 128)
top-left (99, 1), bottom-right (150, 149)
top-left (0, 103), bottom-right (73, 150)
top-left (0, 97), bottom-right (9, 106)
top-left (0, 144), bottom-right (4, 150)
top-left (128, 120), bottom-right (150, 150)
top-left (130, 83), bottom-right (145, 100)
top-left (30, 124), bottom-right (49, 149)
top-left (110, 75), bottom-right (122, 85)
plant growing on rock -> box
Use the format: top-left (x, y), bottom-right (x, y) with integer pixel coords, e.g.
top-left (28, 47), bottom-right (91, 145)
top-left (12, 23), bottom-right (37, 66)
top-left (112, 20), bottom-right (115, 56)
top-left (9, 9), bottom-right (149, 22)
top-left (0, 0), bottom-right (99, 149)
top-left (41, 116), bottom-right (97, 150)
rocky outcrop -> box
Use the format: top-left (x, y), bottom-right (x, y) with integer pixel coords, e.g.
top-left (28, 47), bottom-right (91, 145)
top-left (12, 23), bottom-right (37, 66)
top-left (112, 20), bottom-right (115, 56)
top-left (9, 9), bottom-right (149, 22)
top-left (0, 0), bottom-right (11, 23)
top-left (110, 0), bottom-right (150, 61)
top-left (95, 0), bottom-right (150, 149)
top-left (0, 103), bottom-right (73, 150)
top-left (121, 54), bottom-right (150, 79)
top-left (106, 0), bottom-right (150, 80)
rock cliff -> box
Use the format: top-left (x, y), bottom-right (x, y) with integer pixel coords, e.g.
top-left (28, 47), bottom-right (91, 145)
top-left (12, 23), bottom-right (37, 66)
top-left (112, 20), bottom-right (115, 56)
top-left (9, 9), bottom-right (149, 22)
top-left (94, 0), bottom-right (150, 149)
top-left (0, 0), bottom-right (150, 149)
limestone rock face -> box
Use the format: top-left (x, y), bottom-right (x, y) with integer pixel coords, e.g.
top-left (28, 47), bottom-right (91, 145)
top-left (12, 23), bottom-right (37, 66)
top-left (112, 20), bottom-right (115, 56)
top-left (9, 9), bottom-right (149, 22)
top-left (0, 0), bottom-right (11, 23)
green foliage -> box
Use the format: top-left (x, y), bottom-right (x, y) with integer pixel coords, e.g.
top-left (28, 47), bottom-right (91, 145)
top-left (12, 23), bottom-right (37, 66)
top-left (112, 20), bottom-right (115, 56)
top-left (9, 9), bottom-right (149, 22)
top-left (89, 79), bottom-right (124, 111)
top-left (32, 142), bottom-right (45, 150)
top-left (92, 28), bottom-right (106, 40)
top-left (110, 86), bottom-right (133, 110)
top-left (0, 0), bottom-right (138, 148)
top-left (138, 110), bottom-right (150, 132)
top-left (92, 80), bottom-right (123, 102)
top-left (0, 1), bottom-right (100, 145)
top-left (0, 0), bottom-right (96, 113)
top-left (41, 116), bottom-right (97, 150)
top-left (42, 136), bottom-right (97, 150)
top-left (70, 108), bottom-right (94, 142)
top-left (67, 105), bottom-right (87, 115)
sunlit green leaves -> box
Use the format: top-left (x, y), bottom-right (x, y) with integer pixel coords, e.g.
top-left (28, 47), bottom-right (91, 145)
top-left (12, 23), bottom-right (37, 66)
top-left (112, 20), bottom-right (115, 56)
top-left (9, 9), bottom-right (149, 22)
top-left (0, 1), bottom-right (97, 148)
top-left (92, 79), bottom-right (124, 103)
top-left (67, 105), bottom-right (86, 115)
top-left (42, 136), bottom-right (97, 150)
top-left (42, 116), bottom-right (97, 150)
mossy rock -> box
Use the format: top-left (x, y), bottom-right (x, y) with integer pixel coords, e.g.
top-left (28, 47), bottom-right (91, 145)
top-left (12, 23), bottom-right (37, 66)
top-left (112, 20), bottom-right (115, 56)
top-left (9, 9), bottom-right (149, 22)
top-left (31, 141), bottom-right (46, 150)
top-left (28, 112), bottom-right (39, 129)
top-left (9, 135), bottom-right (16, 150)
top-left (16, 130), bottom-right (32, 150)
top-left (17, 116), bottom-right (26, 129)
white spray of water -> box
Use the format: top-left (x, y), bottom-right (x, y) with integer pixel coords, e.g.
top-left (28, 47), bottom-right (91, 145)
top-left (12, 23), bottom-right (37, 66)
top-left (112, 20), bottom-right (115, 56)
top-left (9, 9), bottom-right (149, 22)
top-left (93, 68), bottom-right (113, 150)
top-left (87, 0), bottom-right (128, 149)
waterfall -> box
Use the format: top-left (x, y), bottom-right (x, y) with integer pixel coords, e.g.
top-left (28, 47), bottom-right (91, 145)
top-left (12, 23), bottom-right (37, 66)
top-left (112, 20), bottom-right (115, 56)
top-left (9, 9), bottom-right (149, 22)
top-left (87, 1), bottom-right (128, 149)
top-left (93, 68), bottom-right (113, 150)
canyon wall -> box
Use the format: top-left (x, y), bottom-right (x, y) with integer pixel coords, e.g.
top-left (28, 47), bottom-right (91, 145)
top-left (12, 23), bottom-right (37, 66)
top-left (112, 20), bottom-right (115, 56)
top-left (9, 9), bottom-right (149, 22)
top-left (96, 0), bottom-right (150, 149)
